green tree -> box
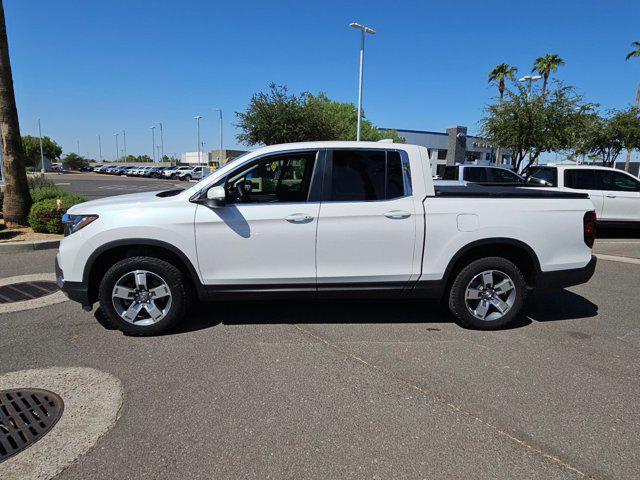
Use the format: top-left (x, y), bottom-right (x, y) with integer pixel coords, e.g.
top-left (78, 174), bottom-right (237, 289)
top-left (22, 135), bottom-right (62, 168)
top-left (61, 152), bottom-right (86, 171)
top-left (623, 41), bottom-right (640, 171)
top-left (481, 82), bottom-right (589, 172)
top-left (488, 63), bottom-right (518, 100)
top-left (136, 154), bottom-right (153, 163)
top-left (575, 109), bottom-right (640, 167)
top-left (236, 83), bottom-right (403, 146)
top-left (0, 0), bottom-right (31, 226)
top-left (532, 54), bottom-right (565, 95)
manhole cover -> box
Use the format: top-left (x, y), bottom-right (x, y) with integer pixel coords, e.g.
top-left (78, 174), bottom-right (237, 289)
top-left (0, 388), bottom-right (64, 463)
top-left (0, 281), bottom-right (58, 304)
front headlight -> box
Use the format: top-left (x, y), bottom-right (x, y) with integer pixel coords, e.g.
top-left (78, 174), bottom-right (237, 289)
top-left (61, 213), bottom-right (98, 236)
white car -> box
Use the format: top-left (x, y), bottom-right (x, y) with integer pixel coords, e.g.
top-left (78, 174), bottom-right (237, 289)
top-left (177, 166), bottom-right (210, 181)
top-left (526, 164), bottom-right (640, 226)
top-left (163, 166), bottom-right (192, 179)
top-left (56, 141), bottom-right (596, 335)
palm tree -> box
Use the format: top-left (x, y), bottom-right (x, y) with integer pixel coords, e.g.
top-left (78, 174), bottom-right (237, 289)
top-left (623, 41), bottom-right (640, 172)
top-left (488, 63), bottom-right (518, 100)
top-left (532, 54), bottom-right (565, 95)
top-left (488, 64), bottom-right (518, 166)
top-left (0, 0), bottom-right (31, 226)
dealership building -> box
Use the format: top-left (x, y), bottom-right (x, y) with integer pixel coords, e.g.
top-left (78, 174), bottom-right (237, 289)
top-left (385, 126), bottom-right (511, 176)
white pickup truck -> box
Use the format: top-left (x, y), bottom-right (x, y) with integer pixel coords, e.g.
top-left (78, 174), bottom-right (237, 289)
top-left (56, 141), bottom-right (597, 335)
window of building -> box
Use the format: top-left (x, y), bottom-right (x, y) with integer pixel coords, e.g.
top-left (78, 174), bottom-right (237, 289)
top-left (437, 149), bottom-right (448, 160)
top-left (329, 150), bottom-right (410, 202)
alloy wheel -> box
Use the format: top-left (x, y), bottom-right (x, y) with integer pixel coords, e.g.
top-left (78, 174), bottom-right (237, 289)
top-left (464, 269), bottom-right (516, 321)
top-left (111, 270), bottom-right (172, 326)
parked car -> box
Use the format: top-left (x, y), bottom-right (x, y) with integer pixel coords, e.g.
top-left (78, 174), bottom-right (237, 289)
top-left (440, 165), bottom-right (525, 185)
top-left (177, 166), bottom-right (210, 181)
top-left (163, 166), bottom-right (192, 179)
top-left (56, 141), bottom-right (597, 335)
top-left (146, 166), bottom-right (166, 178)
top-left (525, 164), bottom-right (640, 227)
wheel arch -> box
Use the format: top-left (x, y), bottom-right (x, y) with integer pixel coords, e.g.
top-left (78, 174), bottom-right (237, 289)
top-left (442, 238), bottom-right (541, 290)
top-left (84, 239), bottom-right (202, 303)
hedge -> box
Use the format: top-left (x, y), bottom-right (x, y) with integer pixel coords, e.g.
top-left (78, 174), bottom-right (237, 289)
top-left (30, 187), bottom-right (65, 203)
top-left (28, 194), bottom-right (87, 234)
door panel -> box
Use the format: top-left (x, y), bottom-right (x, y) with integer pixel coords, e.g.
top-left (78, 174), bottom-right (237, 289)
top-left (597, 170), bottom-right (640, 222)
top-left (316, 149), bottom-right (417, 289)
top-left (194, 203), bottom-right (319, 285)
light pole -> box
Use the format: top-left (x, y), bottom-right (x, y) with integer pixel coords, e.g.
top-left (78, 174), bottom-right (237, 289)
top-left (37, 118), bottom-right (45, 173)
top-left (213, 108), bottom-right (223, 165)
top-left (194, 115), bottom-right (203, 166)
top-left (349, 22), bottom-right (376, 141)
top-left (114, 133), bottom-right (119, 162)
top-left (157, 146), bottom-right (161, 163)
top-left (157, 122), bottom-right (164, 162)
top-left (150, 125), bottom-right (156, 162)
top-left (518, 75), bottom-right (542, 101)
top-left (98, 135), bottom-right (102, 162)
top-left (77, 140), bottom-right (80, 155)
top-left (122, 130), bottom-right (127, 165)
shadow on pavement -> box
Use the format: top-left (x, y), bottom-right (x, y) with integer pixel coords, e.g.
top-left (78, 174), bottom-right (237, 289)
top-left (526, 289), bottom-right (598, 322)
top-left (95, 289), bottom-right (596, 336)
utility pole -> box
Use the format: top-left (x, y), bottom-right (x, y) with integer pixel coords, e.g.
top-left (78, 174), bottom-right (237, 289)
top-left (114, 133), bottom-right (119, 162)
top-left (150, 125), bottom-right (156, 162)
top-left (213, 108), bottom-right (223, 165)
top-left (77, 140), bottom-right (80, 155)
top-left (158, 122), bottom-right (164, 162)
top-left (122, 130), bottom-right (127, 165)
top-left (98, 135), bottom-right (102, 162)
top-left (37, 118), bottom-right (45, 173)
top-left (194, 115), bottom-right (202, 166)
top-left (349, 22), bottom-right (376, 141)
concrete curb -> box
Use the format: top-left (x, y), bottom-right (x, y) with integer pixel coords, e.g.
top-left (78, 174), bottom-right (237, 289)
top-left (0, 238), bottom-right (60, 253)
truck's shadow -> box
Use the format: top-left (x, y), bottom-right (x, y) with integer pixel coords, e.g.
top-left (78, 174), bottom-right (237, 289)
top-left (95, 289), bottom-right (597, 336)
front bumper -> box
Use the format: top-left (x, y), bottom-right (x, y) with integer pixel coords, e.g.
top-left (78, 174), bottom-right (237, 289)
top-left (534, 255), bottom-right (597, 290)
top-left (55, 256), bottom-right (92, 309)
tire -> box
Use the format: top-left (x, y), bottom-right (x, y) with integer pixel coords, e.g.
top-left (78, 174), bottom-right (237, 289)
top-left (97, 256), bottom-right (188, 335)
top-left (183, 175), bottom-right (191, 182)
top-left (448, 256), bottom-right (526, 330)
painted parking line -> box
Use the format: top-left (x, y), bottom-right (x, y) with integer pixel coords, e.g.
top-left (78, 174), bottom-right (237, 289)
top-left (595, 254), bottom-right (640, 265)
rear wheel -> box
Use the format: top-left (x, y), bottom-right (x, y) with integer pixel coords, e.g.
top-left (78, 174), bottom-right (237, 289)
top-left (448, 257), bottom-right (526, 330)
top-left (183, 175), bottom-right (191, 181)
top-left (98, 256), bottom-right (188, 335)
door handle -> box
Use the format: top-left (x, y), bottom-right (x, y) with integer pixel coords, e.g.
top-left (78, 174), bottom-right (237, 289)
top-left (605, 194), bottom-right (617, 198)
top-left (384, 210), bottom-right (411, 219)
top-left (285, 213), bottom-right (314, 223)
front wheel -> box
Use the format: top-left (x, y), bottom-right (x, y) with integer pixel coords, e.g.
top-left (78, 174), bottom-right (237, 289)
top-left (97, 256), bottom-right (188, 335)
top-left (448, 257), bottom-right (526, 330)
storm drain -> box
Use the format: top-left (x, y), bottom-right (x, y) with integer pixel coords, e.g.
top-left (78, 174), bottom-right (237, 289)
top-left (0, 388), bottom-right (64, 463)
top-left (0, 281), bottom-right (58, 304)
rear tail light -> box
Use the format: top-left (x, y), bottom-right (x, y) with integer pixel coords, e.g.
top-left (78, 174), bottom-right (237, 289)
top-left (583, 211), bottom-right (596, 248)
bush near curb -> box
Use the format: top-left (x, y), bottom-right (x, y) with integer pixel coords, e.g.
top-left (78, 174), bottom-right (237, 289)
top-left (27, 174), bottom-right (55, 189)
top-left (30, 187), bottom-right (65, 203)
top-left (28, 194), bottom-right (87, 234)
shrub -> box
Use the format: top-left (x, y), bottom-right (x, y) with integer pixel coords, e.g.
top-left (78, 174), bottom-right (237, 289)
top-left (28, 195), bottom-right (86, 234)
top-left (30, 186), bottom-right (65, 203)
top-left (27, 173), bottom-right (55, 189)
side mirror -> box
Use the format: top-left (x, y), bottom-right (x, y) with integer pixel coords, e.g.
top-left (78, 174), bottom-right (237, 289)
top-left (526, 177), bottom-right (550, 187)
top-left (205, 186), bottom-right (226, 207)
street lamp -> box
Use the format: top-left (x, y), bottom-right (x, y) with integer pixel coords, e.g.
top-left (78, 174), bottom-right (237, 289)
top-left (150, 125), bottom-right (156, 162)
top-left (349, 22), bottom-right (376, 141)
top-left (212, 108), bottom-right (223, 165)
top-left (194, 115), bottom-right (203, 166)
top-left (157, 122), bottom-right (164, 162)
top-left (518, 75), bottom-right (542, 100)
top-left (98, 135), bottom-right (102, 162)
top-left (113, 133), bottom-right (119, 162)
top-left (37, 118), bottom-right (45, 173)
top-left (122, 130), bottom-right (127, 165)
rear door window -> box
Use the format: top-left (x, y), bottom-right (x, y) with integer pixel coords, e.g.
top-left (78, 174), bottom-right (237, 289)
top-left (487, 168), bottom-right (522, 183)
top-left (527, 167), bottom-right (557, 186)
top-left (443, 166), bottom-right (459, 180)
top-left (329, 150), bottom-right (410, 201)
top-left (463, 167), bottom-right (487, 183)
top-left (564, 169), bottom-right (597, 190)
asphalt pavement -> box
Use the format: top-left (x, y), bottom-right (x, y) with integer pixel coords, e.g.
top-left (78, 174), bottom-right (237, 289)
top-left (1, 244), bottom-right (639, 479)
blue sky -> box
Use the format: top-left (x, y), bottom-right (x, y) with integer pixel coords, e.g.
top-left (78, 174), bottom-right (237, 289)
top-left (4, 0), bottom-right (640, 160)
